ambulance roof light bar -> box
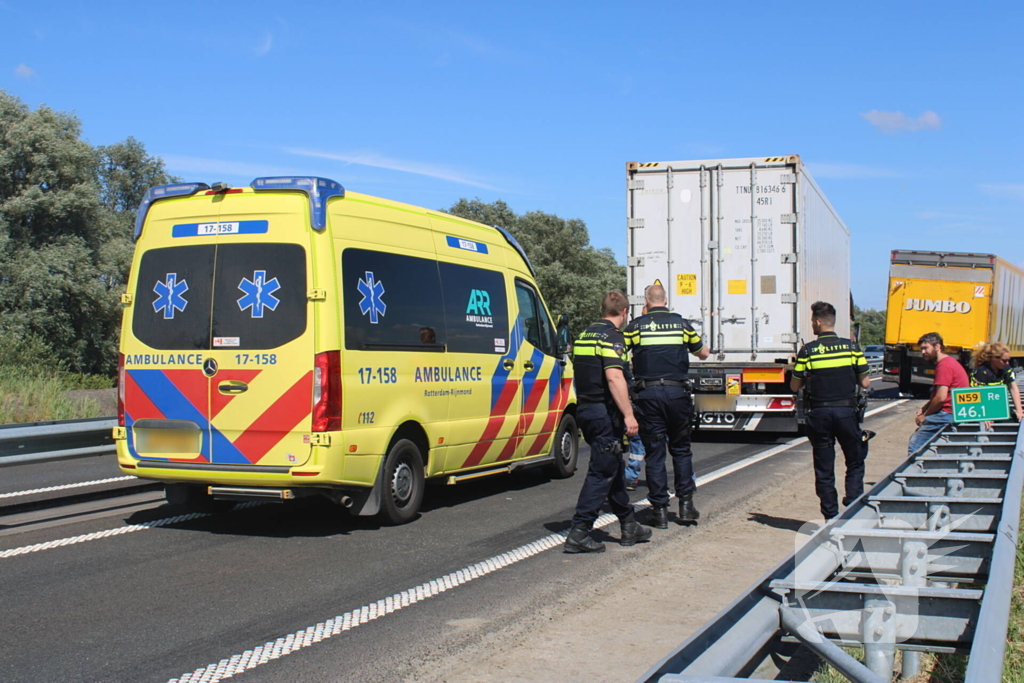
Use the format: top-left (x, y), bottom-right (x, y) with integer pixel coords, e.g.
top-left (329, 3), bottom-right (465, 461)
top-left (250, 176), bottom-right (345, 231)
top-left (133, 183), bottom-right (211, 240)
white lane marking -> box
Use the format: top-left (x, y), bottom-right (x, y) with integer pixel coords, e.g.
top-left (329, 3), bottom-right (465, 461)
top-left (164, 398), bottom-right (913, 683)
top-left (0, 476), bottom-right (136, 500)
top-left (0, 512), bottom-right (211, 558)
top-left (0, 502), bottom-right (263, 560)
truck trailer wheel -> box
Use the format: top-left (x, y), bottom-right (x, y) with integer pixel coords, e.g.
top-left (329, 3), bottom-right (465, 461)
top-left (379, 439), bottom-right (425, 525)
top-left (545, 414), bottom-right (579, 479)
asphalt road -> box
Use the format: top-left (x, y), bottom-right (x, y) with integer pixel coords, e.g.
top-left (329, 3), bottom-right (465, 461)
top-left (0, 394), bottom-right (906, 683)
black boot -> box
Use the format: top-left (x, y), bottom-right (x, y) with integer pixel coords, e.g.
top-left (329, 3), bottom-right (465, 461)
top-left (678, 492), bottom-right (700, 524)
top-left (619, 512), bottom-right (653, 546)
top-left (649, 505), bottom-right (669, 529)
top-left (563, 524), bottom-right (605, 553)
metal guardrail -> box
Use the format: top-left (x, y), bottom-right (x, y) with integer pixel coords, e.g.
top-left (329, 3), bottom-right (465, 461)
top-left (867, 358), bottom-right (883, 373)
top-left (639, 419), bottom-right (1023, 682)
top-left (0, 418), bottom-right (117, 468)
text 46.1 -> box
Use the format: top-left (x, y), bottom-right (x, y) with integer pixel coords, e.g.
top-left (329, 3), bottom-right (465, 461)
top-left (358, 367), bottom-right (398, 384)
top-left (234, 354), bottom-right (277, 365)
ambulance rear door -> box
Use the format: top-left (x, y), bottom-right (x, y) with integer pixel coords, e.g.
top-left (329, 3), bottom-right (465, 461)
top-left (203, 191), bottom-right (316, 468)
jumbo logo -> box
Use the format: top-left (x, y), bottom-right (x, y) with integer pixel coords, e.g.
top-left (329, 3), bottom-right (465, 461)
top-left (466, 289), bottom-right (492, 316)
top-left (905, 298), bottom-right (972, 314)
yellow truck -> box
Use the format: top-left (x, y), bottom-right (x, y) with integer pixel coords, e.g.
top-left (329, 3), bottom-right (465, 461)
top-left (882, 250), bottom-right (1024, 394)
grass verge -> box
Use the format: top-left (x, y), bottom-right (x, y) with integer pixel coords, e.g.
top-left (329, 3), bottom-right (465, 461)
top-left (0, 367), bottom-right (112, 423)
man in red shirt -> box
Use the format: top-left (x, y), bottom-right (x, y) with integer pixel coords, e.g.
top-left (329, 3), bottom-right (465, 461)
top-left (908, 332), bottom-right (969, 455)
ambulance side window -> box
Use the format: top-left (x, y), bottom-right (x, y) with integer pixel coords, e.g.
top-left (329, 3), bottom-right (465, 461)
top-left (514, 280), bottom-right (557, 356)
top-left (439, 263), bottom-right (509, 354)
top-left (342, 249), bottom-right (446, 351)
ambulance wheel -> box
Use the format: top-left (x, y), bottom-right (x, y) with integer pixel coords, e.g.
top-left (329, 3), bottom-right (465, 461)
top-left (165, 483), bottom-right (235, 513)
top-left (545, 414), bottom-right (579, 479)
top-left (380, 439), bottom-right (425, 525)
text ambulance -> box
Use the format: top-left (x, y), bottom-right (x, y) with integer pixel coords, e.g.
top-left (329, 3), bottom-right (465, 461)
top-left (115, 177), bottom-right (577, 524)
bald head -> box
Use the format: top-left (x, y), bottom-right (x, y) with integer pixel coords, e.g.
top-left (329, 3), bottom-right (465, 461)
top-left (645, 284), bottom-right (666, 306)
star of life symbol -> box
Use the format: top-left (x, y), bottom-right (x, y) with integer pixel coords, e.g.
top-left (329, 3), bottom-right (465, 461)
top-left (237, 270), bottom-right (281, 319)
top-left (357, 271), bottom-right (386, 324)
top-left (153, 273), bottom-right (189, 320)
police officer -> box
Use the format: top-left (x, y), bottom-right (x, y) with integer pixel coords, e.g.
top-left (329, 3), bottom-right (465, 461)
top-left (624, 284), bottom-right (709, 528)
top-left (790, 301), bottom-right (870, 520)
top-left (564, 292), bottom-right (653, 553)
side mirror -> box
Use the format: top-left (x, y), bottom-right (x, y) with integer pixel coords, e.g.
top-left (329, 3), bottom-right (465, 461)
top-left (556, 314), bottom-right (571, 355)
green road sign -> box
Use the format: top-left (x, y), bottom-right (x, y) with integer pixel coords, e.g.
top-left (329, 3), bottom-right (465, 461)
top-left (951, 385), bottom-right (1010, 423)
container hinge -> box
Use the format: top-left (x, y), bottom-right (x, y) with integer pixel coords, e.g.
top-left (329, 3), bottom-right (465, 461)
top-left (627, 256), bottom-right (643, 267)
top-left (781, 293), bottom-right (798, 304)
top-left (781, 253), bottom-right (798, 264)
top-left (780, 213), bottom-right (797, 224)
top-left (781, 333), bottom-right (799, 343)
top-left (305, 433), bottom-right (332, 446)
top-left (627, 217), bottom-right (645, 229)
top-left (780, 174), bottom-right (797, 184)
top-left (112, 426), bottom-right (127, 440)
top-left (307, 288), bottom-right (327, 301)
top-left (628, 179), bottom-right (645, 191)
top-left (628, 295), bottom-right (645, 306)
top-left (120, 293), bottom-right (133, 306)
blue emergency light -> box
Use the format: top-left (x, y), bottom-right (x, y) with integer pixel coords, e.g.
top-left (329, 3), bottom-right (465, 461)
top-left (250, 177), bottom-right (345, 231)
top-left (133, 183), bottom-right (211, 240)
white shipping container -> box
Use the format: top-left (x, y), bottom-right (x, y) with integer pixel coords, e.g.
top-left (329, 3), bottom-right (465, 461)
top-left (626, 155), bottom-right (851, 432)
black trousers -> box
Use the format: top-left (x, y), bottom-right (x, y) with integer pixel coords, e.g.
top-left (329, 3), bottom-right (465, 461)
top-left (636, 385), bottom-right (696, 507)
top-left (571, 401), bottom-right (633, 527)
top-left (805, 406), bottom-right (865, 518)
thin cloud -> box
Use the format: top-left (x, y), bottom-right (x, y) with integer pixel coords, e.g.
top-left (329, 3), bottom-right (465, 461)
top-left (861, 110), bottom-right (942, 133)
top-left (159, 154), bottom-right (308, 182)
top-left (282, 147), bottom-right (500, 190)
top-left (14, 63), bottom-right (36, 80)
top-left (979, 183), bottom-right (1024, 200)
top-left (254, 31), bottom-right (273, 57)
top-left (807, 162), bottom-right (903, 179)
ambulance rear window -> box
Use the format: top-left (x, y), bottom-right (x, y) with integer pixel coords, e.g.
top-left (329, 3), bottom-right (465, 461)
top-left (133, 245), bottom-right (215, 350)
top-left (132, 243), bottom-right (307, 351)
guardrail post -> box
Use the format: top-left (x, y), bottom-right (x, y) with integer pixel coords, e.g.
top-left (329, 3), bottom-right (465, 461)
top-left (899, 540), bottom-right (928, 678)
top-left (862, 596), bottom-right (897, 679)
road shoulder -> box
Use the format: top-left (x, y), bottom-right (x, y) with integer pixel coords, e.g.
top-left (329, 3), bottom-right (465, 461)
top-left (409, 401), bottom-right (918, 683)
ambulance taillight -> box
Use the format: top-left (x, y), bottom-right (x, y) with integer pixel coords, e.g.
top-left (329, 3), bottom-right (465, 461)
top-left (312, 351), bottom-right (341, 432)
top-left (117, 353), bottom-right (126, 427)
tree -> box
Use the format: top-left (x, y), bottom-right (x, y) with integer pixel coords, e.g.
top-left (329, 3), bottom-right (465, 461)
top-left (442, 199), bottom-right (626, 337)
top-left (0, 91), bottom-right (176, 375)
top-left (854, 305), bottom-right (886, 346)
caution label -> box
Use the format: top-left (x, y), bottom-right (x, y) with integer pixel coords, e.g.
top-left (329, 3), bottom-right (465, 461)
top-left (677, 274), bottom-right (697, 295)
top-left (728, 280), bottom-right (748, 295)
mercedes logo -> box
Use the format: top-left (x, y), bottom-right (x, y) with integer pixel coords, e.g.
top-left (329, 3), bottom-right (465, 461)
top-left (203, 358), bottom-right (219, 377)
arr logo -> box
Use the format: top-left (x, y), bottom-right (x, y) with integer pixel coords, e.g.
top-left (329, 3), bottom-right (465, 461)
top-left (905, 298), bottom-right (972, 314)
top-left (466, 289), bottom-right (492, 316)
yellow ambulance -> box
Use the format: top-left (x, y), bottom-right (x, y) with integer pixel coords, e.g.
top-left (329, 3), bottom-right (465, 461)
top-left (114, 177), bottom-right (577, 524)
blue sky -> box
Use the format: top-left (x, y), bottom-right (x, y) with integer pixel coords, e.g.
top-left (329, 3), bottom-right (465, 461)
top-left (2, 1), bottom-right (1022, 309)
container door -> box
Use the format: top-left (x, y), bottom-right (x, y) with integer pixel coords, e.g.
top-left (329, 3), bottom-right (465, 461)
top-left (709, 166), bottom-right (798, 358)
